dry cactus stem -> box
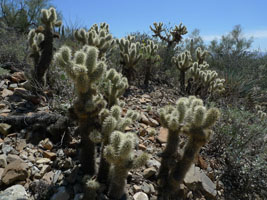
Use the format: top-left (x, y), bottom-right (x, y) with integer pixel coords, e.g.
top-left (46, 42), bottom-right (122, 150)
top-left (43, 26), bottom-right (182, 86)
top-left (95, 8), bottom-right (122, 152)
top-left (54, 45), bottom-right (106, 175)
top-left (28, 7), bottom-right (61, 86)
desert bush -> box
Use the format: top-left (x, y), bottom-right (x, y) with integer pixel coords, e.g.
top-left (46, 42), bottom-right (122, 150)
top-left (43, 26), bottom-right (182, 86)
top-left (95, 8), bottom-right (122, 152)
top-left (0, 21), bottom-right (27, 68)
top-left (208, 106), bottom-right (267, 199)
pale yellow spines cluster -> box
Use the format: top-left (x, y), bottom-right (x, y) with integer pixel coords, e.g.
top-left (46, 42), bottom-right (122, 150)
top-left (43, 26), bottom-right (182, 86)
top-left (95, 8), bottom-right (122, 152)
top-left (172, 50), bottom-right (193, 72)
top-left (116, 37), bottom-right (143, 68)
top-left (28, 30), bottom-right (44, 54)
top-left (91, 105), bottom-right (140, 144)
top-left (170, 23), bottom-right (188, 38)
top-left (255, 105), bottom-right (267, 119)
top-left (54, 45), bottom-right (106, 94)
top-left (74, 22), bottom-right (114, 57)
top-left (41, 7), bottom-right (62, 30)
top-left (101, 68), bottom-right (128, 106)
top-left (104, 131), bottom-right (148, 169)
top-left (196, 47), bottom-right (209, 64)
top-left (189, 62), bottom-right (225, 94)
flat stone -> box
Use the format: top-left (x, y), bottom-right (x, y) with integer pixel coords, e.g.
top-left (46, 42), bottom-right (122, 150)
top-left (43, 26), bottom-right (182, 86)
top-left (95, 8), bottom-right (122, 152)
top-left (143, 167), bottom-right (157, 179)
top-left (0, 184), bottom-right (28, 200)
top-left (36, 158), bottom-right (51, 164)
top-left (1, 160), bottom-right (28, 185)
top-left (6, 154), bottom-right (22, 164)
top-left (39, 138), bottom-right (53, 150)
top-left (157, 127), bottom-right (168, 143)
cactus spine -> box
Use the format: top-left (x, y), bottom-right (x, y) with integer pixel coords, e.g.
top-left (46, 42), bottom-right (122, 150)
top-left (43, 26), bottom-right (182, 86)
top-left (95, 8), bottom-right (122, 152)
top-left (117, 36), bottom-right (143, 84)
top-left (75, 22), bottom-right (115, 58)
top-left (54, 45), bottom-right (106, 175)
top-left (104, 131), bottom-right (148, 199)
top-left (157, 96), bottom-right (220, 199)
top-left (28, 7), bottom-right (61, 86)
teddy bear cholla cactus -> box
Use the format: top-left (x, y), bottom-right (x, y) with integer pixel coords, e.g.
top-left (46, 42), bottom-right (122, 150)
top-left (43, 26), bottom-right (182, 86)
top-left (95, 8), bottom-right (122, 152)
top-left (172, 50), bottom-right (193, 93)
top-left (74, 22), bottom-right (114, 58)
top-left (93, 104), bottom-right (140, 185)
top-left (189, 62), bottom-right (225, 95)
top-left (100, 68), bottom-right (128, 108)
top-left (150, 22), bottom-right (187, 47)
top-left (117, 36), bottom-right (143, 84)
top-left (157, 96), bottom-right (220, 198)
top-left (104, 131), bottom-right (149, 199)
top-left (54, 45), bottom-right (106, 175)
top-left (142, 40), bottom-right (160, 87)
top-left (28, 7), bottom-right (61, 86)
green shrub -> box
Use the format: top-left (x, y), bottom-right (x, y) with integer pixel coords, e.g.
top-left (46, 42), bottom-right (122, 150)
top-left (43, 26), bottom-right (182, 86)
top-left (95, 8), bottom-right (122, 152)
top-left (209, 106), bottom-right (267, 199)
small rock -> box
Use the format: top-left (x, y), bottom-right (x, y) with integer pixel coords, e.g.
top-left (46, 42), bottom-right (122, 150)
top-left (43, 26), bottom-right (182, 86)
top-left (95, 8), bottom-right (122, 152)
top-left (50, 186), bottom-right (70, 200)
top-left (43, 151), bottom-right (57, 160)
top-left (146, 159), bottom-right (161, 169)
top-left (138, 144), bottom-right (147, 150)
top-left (143, 167), bottom-right (157, 179)
top-left (42, 171), bottom-right (54, 185)
top-left (8, 83), bottom-right (18, 90)
top-left (0, 184), bottom-right (28, 200)
top-left (36, 158), bottom-right (51, 164)
top-left (40, 165), bottom-right (51, 177)
top-left (148, 118), bottom-right (159, 127)
top-left (133, 185), bottom-right (142, 193)
top-left (0, 123), bottom-right (11, 136)
top-left (39, 138), bottom-right (53, 150)
top-left (1, 89), bottom-right (13, 97)
top-left (6, 154), bottom-right (22, 164)
top-left (133, 192), bottom-right (149, 200)
top-left (141, 182), bottom-right (150, 194)
top-left (0, 168), bottom-right (4, 178)
top-left (0, 154), bottom-right (7, 168)
top-left (157, 127), bottom-right (168, 143)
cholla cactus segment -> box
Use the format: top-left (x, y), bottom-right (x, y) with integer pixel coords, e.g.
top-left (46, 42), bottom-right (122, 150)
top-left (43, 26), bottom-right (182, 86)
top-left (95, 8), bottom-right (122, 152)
top-left (172, 50), bottom-right (193, 72)
top-left (40, 7), bottom-right (62, 29)
top-left (100, 68), bottom-right (128, 107)
top-left (150, 22), bottom-right (187, 44)
top-left (74, 22), bottom-right (114, 57)
top-left (84, 177), bottom-right (100, 200)
top-left (54, 45), bottom-right (106, 94)
top-left (196, 47), bottom-right (209, 64)
top-left (104, 131), bottom-right (148, 199)
top-left (255, 105), bottom-right (267, 119)
top-left (189, 61), bottom-right (225, 95)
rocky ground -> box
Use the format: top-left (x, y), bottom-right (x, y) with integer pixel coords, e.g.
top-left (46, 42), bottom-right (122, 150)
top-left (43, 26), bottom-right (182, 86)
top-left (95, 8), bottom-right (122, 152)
top-left (0, 71), bottom-right (225, 200)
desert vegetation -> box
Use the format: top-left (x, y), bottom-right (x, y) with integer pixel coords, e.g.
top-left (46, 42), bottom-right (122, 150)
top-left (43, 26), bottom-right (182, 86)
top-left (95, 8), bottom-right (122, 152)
top-left (0, 1), bottom-right (266, 200)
